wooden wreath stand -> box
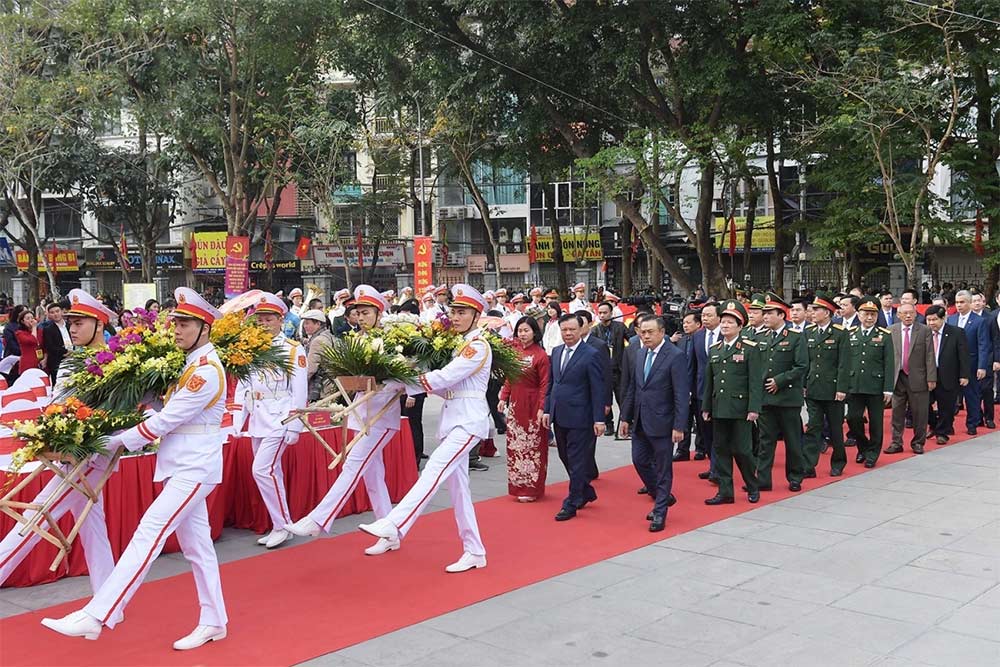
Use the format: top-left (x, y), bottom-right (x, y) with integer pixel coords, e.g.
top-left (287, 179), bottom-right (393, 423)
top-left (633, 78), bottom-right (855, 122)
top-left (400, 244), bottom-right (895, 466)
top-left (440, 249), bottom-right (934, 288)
top-left (282, 375), bottom-right (403, 470)
top-left (0, 446), bottom-right (124, 572)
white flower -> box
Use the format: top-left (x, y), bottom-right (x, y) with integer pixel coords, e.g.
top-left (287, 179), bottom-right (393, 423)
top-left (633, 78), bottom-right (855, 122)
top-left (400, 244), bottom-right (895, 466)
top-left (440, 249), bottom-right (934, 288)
top-left (370, 338), bottom-right (385, 353)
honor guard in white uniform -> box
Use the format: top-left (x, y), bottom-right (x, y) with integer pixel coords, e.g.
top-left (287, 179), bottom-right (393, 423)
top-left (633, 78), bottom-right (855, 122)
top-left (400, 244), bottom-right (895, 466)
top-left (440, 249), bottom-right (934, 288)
top-left (0, 291), bottom-right (116, 591)
top-left (360, 283), bottom-right (492, 573)
top-left (246, 292), bottom-right (308, 549)
top-left (568, 282), bottom-right (594, 316)
top-left (288, 287), bottom-right (305, 317)
top-left (603, 291), bottom-right (625, 320)
top-left (505, 293), bottom-right (527, 331)
top-left (494, 287), bottom-right (510, 311)
top-left (286, 286), bottom-right (400, 554)
top-left (42, 287), bottom-right (230, 650)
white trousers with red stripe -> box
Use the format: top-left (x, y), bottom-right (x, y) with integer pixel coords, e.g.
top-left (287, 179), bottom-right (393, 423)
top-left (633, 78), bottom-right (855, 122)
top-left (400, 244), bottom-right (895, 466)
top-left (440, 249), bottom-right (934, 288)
top-left (0, 467), bottom-right (114, 590)
top-left (385, 428), bottom-right (485, 556)
top-left (307, 428), bottom-right (395, 532)
top-left (251, 435), bottom-right (290, 530)
top-left (83, 477), bottom-right (226, 629)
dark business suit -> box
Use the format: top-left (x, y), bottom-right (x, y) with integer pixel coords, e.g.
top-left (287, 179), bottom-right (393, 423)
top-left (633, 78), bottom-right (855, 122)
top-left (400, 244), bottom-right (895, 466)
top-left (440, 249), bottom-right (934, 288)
top-left (594, 321), bottom-right (627, 431)
top-left (582, 333), bottom-right (611, 480)
top-left (39, 319), bottom-right (68, 382)
top-left (691, 327), bottom-right (718, 465)
top-left (929, 323), bottom-right (970, 438)
top-left (620, 341), bottom-right (690, 518)
top-left (545, 342), bottom-right (605, 513)
top-left (888, 322), bottom-right (935, 451)
top-left (947, 311), bottom-right (992, 431)
top-left (978, 309), bottom-right (997, 424)
top-left (877, 307), bottom-right (898, 329)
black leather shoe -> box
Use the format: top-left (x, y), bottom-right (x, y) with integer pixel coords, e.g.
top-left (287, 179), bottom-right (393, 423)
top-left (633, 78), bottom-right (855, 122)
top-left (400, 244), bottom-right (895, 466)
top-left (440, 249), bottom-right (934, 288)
top-left (693, 452), bottom-right (707, 461)
top-left (821, 439), bottom-right (831, 453)
top-left (830, 468), bottom-right (844, 477)
top-left (911, 444), bottom-right (924, 454)
top-left (864, 460), bottom-right (876, 469)
top-left (698, 471), bottom-right (711, 480)
top-left (789, 482), bottom-right (802, 492)
top-left (855, 452), bottom-right (865, 464)
top-left (672, 452), bottom-right (690, 462)
top-left (883, 444), bottom-right (904, 454)
top-left (705, 494), bottom-right (735, 505)
top-left (986, 420), bottom-right (996, 429)
top-left (667, 494), bottom-right (677, 507)
top-left (646, 511), bottom-right (654, 521)
top-left (748, 491), bottom-right (760, 503)
top-left (935, 435), bottom-right (948, 445)
top-left (967, 428), bottom-right (978, 436)
top-left (555, 509), bottom-right (576, 521)
top-left (743, 484), bottom-right (771, 492)
top-left (637, 486), bottom-right (648, 495)
top-left (708, 477), bottom-right (719, 486)
top-left (580, 490), bottom-right (597, 508)
top-left (804, 469), bottom-right (817, 479)
top-left (649, 516), bottom-right (665, 532)
top-left (469, 460), bottom-right (490, 471)
top-left (845, 437), bottom-right (857, 447)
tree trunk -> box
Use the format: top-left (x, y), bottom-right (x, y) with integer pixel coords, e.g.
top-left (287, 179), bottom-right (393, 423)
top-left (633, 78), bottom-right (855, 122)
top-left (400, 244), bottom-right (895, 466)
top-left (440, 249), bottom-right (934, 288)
top-left (616, 195), bottom-right (696, 294)
top-left (765, 129), bottom-right (785, 297)
top-left (692, 162), bottom-right (728, 298)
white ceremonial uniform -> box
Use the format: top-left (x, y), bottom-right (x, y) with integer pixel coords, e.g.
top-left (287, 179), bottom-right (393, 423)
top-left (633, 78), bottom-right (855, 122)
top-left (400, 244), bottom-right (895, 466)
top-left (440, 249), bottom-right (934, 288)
top-left (82, 343), bottom-right (227, 629)
top-left (247, 333), bottom-right (308, 529)
top-left (383, 329), bottom-right (492, 554)
top-left (304, 384), bottom-right (400, 531)
top-left (421, 303), bottom-right (449, 324)
top-left (568, 297), bottom-right (594, 316)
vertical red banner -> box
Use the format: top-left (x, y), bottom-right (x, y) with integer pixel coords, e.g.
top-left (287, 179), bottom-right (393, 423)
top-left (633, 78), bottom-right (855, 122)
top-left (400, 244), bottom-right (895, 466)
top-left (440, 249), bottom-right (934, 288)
top-left (413, 236), bottom-right (433, 294)
top-left (224, 235), bottom-right (250, 298)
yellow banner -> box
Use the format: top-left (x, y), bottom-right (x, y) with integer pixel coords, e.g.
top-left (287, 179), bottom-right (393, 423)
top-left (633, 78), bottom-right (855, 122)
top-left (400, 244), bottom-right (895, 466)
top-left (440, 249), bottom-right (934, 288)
top-left (192, 232), bottom-right (227, 272)
top-left (715, 215), bottom-right (775, 252)
top-left (534, 231), bottom-right (603, 262)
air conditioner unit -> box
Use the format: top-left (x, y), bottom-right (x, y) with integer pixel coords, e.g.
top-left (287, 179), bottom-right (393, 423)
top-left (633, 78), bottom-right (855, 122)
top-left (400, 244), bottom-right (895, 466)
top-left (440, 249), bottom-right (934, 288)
top-left (445, 251), bottom-right (465, 267)
top-left (438, 207), bottom-right (458, 220)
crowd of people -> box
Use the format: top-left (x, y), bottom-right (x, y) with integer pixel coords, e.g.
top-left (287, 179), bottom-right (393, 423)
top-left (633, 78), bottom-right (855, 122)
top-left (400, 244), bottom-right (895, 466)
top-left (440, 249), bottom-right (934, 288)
top-left (2, 276), bottom-right (996, 651)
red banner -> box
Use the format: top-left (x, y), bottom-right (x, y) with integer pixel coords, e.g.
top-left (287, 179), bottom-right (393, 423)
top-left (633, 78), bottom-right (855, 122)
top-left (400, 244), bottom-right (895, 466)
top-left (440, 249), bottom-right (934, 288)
top-left (295, 236), bottom-right (312, 259)
top-left (413, 236), bottom-right (433, 294)
top-left (224, 235), bottom-right (250, 298)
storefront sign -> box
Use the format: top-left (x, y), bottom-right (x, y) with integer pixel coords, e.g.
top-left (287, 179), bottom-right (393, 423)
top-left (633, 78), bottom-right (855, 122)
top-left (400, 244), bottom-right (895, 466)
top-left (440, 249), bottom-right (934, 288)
top-left (533, 229), bottom-right (603, 262)
top-left (192, 232), bottom-right (227, 273)
top-left (312, 242), bottom-right (405, 268)
top-left (15, 248), bottom-right (79, 273)
top-left (85, 247), bottom-right (184, 271)
top-left (413, 236), bottom-right (433, 293)
top-left (714, 216), bottom-right (775, 252)
top-left (249, 259), bottom-right (300, 272)
top-left (224, 236), bottom-right (250, 298)
top-left (498, 253), bottom-right (530, 273)
top-left (465, 254), bottom-right (487, 274)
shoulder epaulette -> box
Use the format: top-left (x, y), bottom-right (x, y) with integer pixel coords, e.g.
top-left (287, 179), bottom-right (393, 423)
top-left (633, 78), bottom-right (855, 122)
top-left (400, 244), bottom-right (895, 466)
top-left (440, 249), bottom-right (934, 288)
top-left (879, 327), bottom-right (891, 334)
top-left (832, 324), bottom-right (845, 330)
top-left (805, 323), bottom-right (816, 329)
top-left (783, 328), bottom-right (791, 336)
top-left (742, 339), bottom-right (757, 347)
top-left (712, 340), bottom-right (724, 348)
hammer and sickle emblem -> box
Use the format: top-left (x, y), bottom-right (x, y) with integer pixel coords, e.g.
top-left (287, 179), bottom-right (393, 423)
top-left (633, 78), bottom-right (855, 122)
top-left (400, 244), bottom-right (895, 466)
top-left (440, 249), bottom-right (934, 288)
top-left (232, 241), bottom-right (243, 254)
top-left (417, 244), bottom-right (427, 255)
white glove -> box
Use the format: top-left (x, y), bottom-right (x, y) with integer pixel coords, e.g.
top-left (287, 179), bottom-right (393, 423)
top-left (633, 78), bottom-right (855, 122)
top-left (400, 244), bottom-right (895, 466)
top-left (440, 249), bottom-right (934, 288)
top-left (105, 434), bottom-right (129, 452)
top-left (283, 431), bottom-right (300, 446)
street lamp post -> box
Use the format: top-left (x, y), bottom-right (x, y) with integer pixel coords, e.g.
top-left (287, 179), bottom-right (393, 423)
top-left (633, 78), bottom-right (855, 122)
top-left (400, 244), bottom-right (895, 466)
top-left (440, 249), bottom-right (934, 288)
top-left (412, 97), bottom-right (428, 236)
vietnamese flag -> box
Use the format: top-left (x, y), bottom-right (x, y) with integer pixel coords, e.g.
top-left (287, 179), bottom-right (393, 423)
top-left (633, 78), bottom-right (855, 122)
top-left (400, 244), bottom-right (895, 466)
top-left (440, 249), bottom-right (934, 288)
top-left (295, 236), bottom-right (312, 259)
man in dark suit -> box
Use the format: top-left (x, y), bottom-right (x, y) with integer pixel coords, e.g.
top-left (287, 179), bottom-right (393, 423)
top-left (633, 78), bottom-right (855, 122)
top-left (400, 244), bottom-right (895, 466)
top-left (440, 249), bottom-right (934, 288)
top-left (885, 304), bottom-right (936, 454)
top-left (972, 292), bottom-right (995, 428)
top-left (899, 288), bottom-right (925, 324)
top-left (619, 316), bottom-right (690, 532)
top-left (594, 301), bottom-right (628, 434)
top-left (39, 300), bottom-right (71, 382)
top-left (543, 314), bottom-right (606, 521)
top-left (675, 310), bottom-right (701, 457)
top-left (834, 295), bottom-right (861, 330)
top-left (691, 302), bottom-right (721, 475)
top-left (578, 309), bottom-right (610, 481)
top-left (947, 290), bottom-right (992, 435)
top-left (876, 290), bottom-right (897, 328)
top-left (926, 305), bottom-right (970, 444)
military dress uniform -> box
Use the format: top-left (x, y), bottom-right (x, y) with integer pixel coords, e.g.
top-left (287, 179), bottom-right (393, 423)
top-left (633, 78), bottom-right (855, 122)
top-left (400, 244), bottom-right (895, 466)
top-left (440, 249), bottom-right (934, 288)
top-left (360, 284), bottom-right (492, 573)
top-left (0, 292), bottom-right (116, 591)
top-left (741, 294), bottom-right (767, 458)
top-left (43, 288), bottom-right (229, 649)
top-left (802, 294), bottom-right (851, 476)
top-left (756, 295), bottom-right (809, 491)
top-left (286, 286), bottom-right (400, 554)
top-left (846, 300), bottom-right (894, 467)
top-left (247, 293), bottom-right (308, 547)
top-left (702, 300), bottom-right (762, 503)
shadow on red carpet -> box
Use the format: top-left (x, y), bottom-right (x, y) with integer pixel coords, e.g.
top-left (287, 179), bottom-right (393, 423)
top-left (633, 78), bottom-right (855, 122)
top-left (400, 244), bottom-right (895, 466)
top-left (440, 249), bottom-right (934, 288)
top-left (0, 420), bottom-right (980, 666)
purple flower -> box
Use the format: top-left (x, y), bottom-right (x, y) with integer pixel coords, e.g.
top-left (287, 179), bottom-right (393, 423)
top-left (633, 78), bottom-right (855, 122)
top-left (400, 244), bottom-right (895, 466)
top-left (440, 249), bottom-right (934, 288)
top-left (86, 363), bottom-right (105, 377)
top-left (435, 313), bottom-right (452, 329)
top-left (108, 337), bottom-right (122, 353)
top-left (125, 333), bottom-right (142, 345)
top-left (95, 351), bottom-right (115, 365)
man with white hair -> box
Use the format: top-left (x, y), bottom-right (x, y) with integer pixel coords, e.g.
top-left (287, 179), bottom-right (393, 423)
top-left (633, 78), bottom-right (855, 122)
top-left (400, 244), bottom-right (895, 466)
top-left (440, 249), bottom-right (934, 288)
top-left (947, 290), bottom-right (992, 435)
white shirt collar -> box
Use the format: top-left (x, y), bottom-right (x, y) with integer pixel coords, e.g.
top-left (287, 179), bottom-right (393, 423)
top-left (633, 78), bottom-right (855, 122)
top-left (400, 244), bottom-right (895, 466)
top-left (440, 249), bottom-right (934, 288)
top-left (185, 341), bottom-right (214, 364)
top-left (647, 340), bottom-right (666, 355)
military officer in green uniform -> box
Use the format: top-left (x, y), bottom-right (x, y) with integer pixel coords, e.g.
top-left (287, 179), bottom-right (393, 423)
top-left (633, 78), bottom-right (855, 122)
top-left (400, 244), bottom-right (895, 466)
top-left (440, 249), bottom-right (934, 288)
top-left (802, 292), bottom-right (851, 477)
top-left (742, 293), bottom-right (767, 459)
top-left (846, 296), bottom-right (894, 468)
top-left (702, 300), bottom-right (762, 505)
top-left (756, 293), bottom-right (809, 492)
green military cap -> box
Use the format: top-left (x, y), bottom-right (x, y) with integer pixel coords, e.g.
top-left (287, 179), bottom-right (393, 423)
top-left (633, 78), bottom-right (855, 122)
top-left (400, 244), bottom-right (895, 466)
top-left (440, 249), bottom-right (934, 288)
top-left (812, 291), bottom-right (838, 313)
top-left (747, 293), bottom-right (767, 310)
top-left (857, 296), bottom-right (880, 312)
top-left (719, 299), bottom-right (748, 326)
top-left (762, 291), bottom-right (789, 315)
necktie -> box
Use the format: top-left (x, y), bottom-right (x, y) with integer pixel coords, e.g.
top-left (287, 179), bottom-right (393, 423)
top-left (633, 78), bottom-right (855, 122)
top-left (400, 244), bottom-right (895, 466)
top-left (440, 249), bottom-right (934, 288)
top-left (707, 329), bottom-right (714, 353)
top-left (902, 327), bottom-right (910, 375)
top-left (643, 348), bottom-right (654, 381)
top-left (933, 330), bottom-right (940, 365)
top-left (561, 346), bottom-right (573, 374)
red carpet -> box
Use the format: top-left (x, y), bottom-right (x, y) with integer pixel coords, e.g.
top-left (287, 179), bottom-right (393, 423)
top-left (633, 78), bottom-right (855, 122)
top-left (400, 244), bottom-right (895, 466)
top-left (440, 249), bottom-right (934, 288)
top-left (0, 421), bottom-right (981, 666)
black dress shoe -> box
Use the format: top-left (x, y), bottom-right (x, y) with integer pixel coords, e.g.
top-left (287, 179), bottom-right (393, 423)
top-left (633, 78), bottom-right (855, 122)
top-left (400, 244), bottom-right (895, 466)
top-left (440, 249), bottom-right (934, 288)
top-left (911, 444), bottom-right (924, 454)
top-left (420, 453), bottom-right (429, 460)
top-left (864, 460), bottom-right (876, 469)
top-left (469, 460), bottom-right (490, 471)
top-left (637, 486), bottom-right (648, 495)
top-left (748, 491), bottom-right (760, 503)
top-left (789, 482), bottom-right (802, 492)
top-left (986, 420), bottom-right (996, 429)
top-left (579, 490), bottom-right (597, 508)
top-left (935, 435), bottom-right (948, 445)
top-left (555, 509), bottom-right (576, 521)
top-left (804, 469), bottom-right (817, 479)
top-left (830, 468), bottom-right (844, 477)
top-left (967, 428), bottom-right (978, 436)
top-left (693, 452), bottom-right (707, 461)
top-left (743, 484), bottom-right (771, 492)
top-left (845, 437), bottom-right (857, 447)
top-left (698, 471), bottom-right (711, 480)
top-left (708, 477), bottom-right (719, 486)
top-left (672, 452), bottom-right (690, 462)
top-left (649, 516), bottom-right (665, 532)
top-left (646, 511), bottom-right (655, 521)
top-left (855, 452), bottom-right (865, 464)
top-left (705, 494), bottom-right (735, 505)
top-left (667, 494), bottom-right (677, 507)
top-left (821, 439), bottom-right (830, 453)
top-left (883, 444), bottom-right (904, 454)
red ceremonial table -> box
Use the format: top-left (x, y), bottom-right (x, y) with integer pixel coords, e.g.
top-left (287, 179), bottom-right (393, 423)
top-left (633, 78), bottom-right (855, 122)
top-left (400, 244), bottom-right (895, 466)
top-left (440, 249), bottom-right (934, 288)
top-left (0, 422), bottom-right (418, 588)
